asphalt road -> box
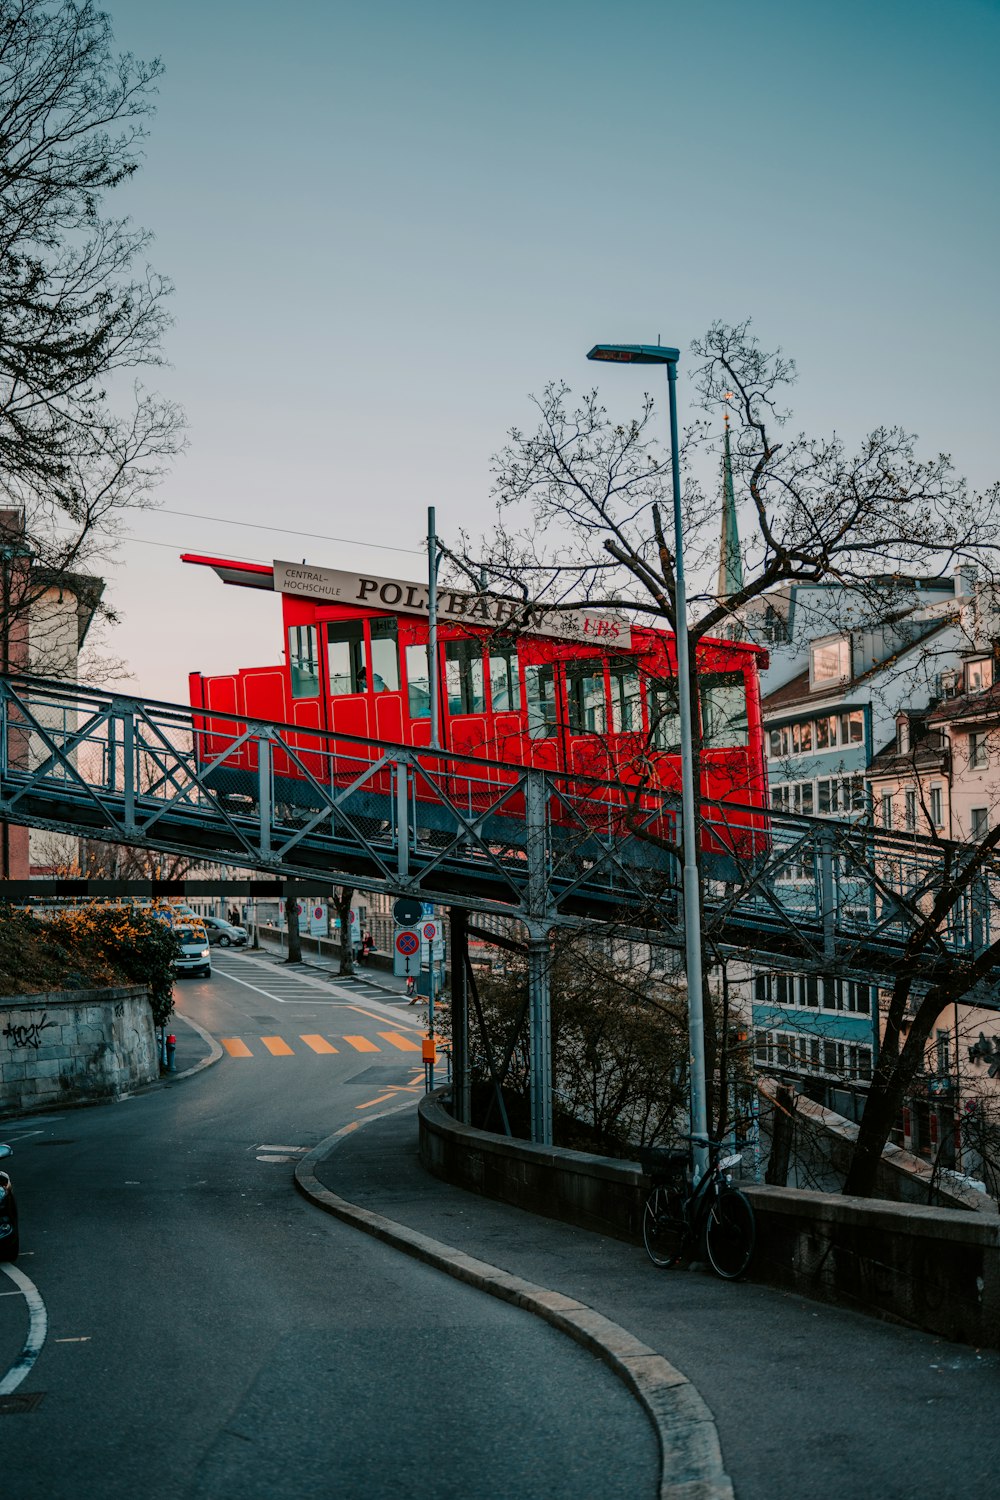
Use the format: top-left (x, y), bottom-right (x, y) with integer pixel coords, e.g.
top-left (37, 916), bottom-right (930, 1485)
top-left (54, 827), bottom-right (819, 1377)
top-left (0, 956), bottom-right (657, 1499)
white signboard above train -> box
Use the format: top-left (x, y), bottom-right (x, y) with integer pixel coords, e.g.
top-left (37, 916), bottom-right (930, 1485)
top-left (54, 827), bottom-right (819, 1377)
top-left (273, 560), bottom-right (633, 649)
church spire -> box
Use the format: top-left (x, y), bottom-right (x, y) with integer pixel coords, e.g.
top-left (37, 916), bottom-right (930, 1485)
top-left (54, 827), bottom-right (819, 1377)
top-left (715, 404), bottom-right (744, 631)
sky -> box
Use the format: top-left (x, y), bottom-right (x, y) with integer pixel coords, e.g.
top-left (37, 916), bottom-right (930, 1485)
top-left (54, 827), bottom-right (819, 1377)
top-left (96, 0), bottom-right (1000, 704)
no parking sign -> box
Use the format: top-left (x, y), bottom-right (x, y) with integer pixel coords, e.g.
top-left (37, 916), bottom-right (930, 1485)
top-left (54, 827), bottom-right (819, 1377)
top-left (394, 927), bottom-right (421, 976)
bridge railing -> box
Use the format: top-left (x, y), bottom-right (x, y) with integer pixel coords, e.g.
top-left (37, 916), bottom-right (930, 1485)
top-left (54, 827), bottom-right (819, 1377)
top-left (1, 673), bottom-right (997, 974)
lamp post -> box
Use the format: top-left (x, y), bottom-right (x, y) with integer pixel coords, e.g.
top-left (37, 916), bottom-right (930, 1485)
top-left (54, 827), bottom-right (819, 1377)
top-left (586, 343), bottom-right (709, 1180)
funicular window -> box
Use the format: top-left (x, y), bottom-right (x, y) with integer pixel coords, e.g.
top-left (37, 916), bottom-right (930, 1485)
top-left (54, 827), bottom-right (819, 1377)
top-left (608, 657), bottom-right (641, 732)
top-left (647, 679), bottom-right (680, 752)
top-left (327, 621), bottom-right (366, 696)
top-left (488, 639), bottom-right (521, 712)
top-left (445, 640), bottom-right (485, 715)
top-left (565, 659), bottom-right (606, 735)
top-left (525, 663), bottom-right (557, 739)
top-left (289, 625), bottom-right (320, 698)
top-left (405, 644), bottom-right (430, 718)
top-left (368, 618), bottom-right (400, 692)
top-left (701, 671), bottom-right (748, 748)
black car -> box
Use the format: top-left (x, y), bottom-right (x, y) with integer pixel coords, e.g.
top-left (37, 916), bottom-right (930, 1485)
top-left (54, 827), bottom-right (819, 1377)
top-left (0, 1144), bottom-right (17, 1261)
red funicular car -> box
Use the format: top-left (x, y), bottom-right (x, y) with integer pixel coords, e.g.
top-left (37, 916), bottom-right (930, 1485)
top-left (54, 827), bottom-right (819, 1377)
top-left (184, 554), bottom-right (769, 864)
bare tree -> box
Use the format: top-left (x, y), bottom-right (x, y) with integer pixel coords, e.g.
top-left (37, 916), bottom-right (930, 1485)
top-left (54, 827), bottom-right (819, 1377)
top-left (459, 319), bottom-right (1000, 1192)
top-left (0, 1), bottom-right (184, 663)
top-left (333, 885), bottom-right (354, 976)
top-left (284, 894), bottom-right (302, 964)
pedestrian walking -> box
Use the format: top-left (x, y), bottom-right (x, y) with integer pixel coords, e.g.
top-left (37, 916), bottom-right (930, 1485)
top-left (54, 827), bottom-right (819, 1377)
top-left (406, 975), bottom-right (417, 1002)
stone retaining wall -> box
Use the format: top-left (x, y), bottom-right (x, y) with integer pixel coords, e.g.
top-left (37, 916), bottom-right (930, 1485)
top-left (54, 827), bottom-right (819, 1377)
top-left (418, 1093), bottom-right (1000, 1348)
top-left (0, 987), bottom-right (157, 1114)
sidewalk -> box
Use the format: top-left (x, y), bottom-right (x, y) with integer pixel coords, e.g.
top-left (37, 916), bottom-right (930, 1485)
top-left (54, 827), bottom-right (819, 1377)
top-left (252, 934), bottom-right (413, 1002)
top-left (306, 1104), bottom-right (1000, 1500)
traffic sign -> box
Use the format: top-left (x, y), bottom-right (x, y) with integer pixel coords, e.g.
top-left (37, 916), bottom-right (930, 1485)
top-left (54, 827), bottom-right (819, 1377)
top-left (394, 927), bottom-right (421, 976)
top-left (422, 921), bottom-right (438, 942)
top-left (393, 897), bottom-right (423, 925)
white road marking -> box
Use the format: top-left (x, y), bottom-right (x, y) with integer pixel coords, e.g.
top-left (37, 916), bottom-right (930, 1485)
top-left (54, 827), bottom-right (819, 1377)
top-left (0, 1264), bottom-right (48, 1395)
top-left (210, 966), bottom-right (358, 1006)
top-left (258, 1145), bottom-right (308, 1154)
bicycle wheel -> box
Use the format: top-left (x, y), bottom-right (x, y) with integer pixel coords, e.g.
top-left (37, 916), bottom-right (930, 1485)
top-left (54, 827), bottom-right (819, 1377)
top-left (642, 1186), bottom-right (681, 1268)
top-left (703, 1188), bottom-right (755, 1280)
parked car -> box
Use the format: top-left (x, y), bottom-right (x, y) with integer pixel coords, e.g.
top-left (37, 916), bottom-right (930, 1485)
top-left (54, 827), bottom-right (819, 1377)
top-left (0, 1144), bottom-right (18, 1261)
top-left (201, 916), bottom-right (248, 948)
top-left (173, 924), bottom-right (212, 979)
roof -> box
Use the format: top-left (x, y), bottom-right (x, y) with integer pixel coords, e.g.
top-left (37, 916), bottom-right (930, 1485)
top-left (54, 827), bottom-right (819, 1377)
top-left (928, 679), bottom-right (1000, 728)
top-left (760, 617), bottom-right (957, 719)
top-left (182, 553), bottom-right (275, 590)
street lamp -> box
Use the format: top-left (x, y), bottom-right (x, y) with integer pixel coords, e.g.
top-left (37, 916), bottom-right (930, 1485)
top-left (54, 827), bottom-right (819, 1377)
top-left (587, 342), bottom-right (709, 1180)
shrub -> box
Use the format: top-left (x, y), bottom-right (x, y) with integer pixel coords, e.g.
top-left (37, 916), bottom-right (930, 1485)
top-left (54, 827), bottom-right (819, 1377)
top-left (0, 904), bottom-right (176, 1026)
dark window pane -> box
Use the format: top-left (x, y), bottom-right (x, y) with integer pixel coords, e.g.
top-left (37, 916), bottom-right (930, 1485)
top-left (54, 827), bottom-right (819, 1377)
top-left (369, 617), bottom-right (400, 693)
top-left (525, 664), bottom-right (557, 740)
top-left (701, 671), bottom-right (749, 748)
top-left (566, 659), bottom-right (606, 735)
top-left (327, 621), bottom-right (366, 696)
top-left (445, 640), bottom-right (485, 715)
top-left (289, 625), bottom-right (320, 698)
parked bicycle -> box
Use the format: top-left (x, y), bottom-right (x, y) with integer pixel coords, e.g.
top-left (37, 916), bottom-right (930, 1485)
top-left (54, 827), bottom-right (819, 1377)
top-left (638, 1135), bottom-right (755, 1280)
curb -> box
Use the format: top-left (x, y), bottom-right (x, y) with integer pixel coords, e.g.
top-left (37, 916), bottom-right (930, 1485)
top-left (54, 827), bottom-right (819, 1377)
top-left (295, 1105), bottom-right (734, 1500)
top-left (170, 1011), bottom-right (224, 1080)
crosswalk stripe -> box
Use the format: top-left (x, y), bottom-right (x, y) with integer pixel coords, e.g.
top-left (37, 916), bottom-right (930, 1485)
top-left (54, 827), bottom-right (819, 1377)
top-left (342, 1035), bottom-right (380, 1053)
top-left (221, 1038), bottom-right (252, 1057)
top-left (300, 1034), bottom-right (338, 1054)
top-left (260, 1036), bottom-right (294, 1056)
top-left (378, 1031), bottom-right (421, 1052)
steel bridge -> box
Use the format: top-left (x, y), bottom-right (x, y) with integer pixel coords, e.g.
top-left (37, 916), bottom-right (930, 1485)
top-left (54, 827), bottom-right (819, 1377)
top-left (1, 673), bottom-right (997, 1141)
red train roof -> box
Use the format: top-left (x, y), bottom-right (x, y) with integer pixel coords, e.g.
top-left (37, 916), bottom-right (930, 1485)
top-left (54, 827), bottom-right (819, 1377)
top-left (182, 554), bottom-right (275, 589)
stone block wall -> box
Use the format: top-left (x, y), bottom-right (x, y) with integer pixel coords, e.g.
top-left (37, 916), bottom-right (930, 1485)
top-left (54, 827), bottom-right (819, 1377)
top-left (418, 1092), bottom-right (1000, 1348)
top-left (0, 987), bottom-right (157, 1114)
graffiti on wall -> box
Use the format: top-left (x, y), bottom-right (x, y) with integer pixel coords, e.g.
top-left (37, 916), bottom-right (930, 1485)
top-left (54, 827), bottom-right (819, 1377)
top-left (2, 1013), bottom-right (55, 1050)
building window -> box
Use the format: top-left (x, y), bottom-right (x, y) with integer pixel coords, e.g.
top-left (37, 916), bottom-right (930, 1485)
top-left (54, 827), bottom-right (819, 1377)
top-left (969, 732), bottom-right (988, 770)
top-left (971, 807), bottom-right (989, 839)
top-left (812, 636), bottom-right (851, 686)
top-left (930, 784), bottom-right (944, 829)
top-left (905, 789), bottom-right (917, 831)
top-left (816, 774), bottom-right (866, 816)
top-left (288, 625), bottom-right (320, 698)
top-left (767, 710), bottom-right (863, 760)
top-left (881, 794), bottom-right (893, 830)
top-left (936, 1029), bottom-right (951, 1075)
top-left (966, 658), bottom-right (992, 693)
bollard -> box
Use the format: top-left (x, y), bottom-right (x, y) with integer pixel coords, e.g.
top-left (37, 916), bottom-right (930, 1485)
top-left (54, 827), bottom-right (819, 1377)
top-left (166, 1033), bottom-right (177, 1073)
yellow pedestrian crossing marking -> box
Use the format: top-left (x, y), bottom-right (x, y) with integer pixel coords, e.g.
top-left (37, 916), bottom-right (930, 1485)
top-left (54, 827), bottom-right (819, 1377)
top-left (301, 1034), bottom-right (339, 1054)
top-left (218, 1031), bottom-right (416, 1057)
top-left (378, 1031), bottom-right (421, 1052)
top-left (261, 1035), bottom-right (294, 1056)
top-left (342, 1035), bottom-right (380, 1053)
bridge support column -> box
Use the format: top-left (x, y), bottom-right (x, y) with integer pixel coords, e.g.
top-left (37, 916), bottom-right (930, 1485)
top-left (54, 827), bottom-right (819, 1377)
top-left (449, 906), bottom-right (470, 1124)
top-left (524, 770), bottom-right (554, 1146)
top-left (528, 927), bottom-right (553, 1146)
